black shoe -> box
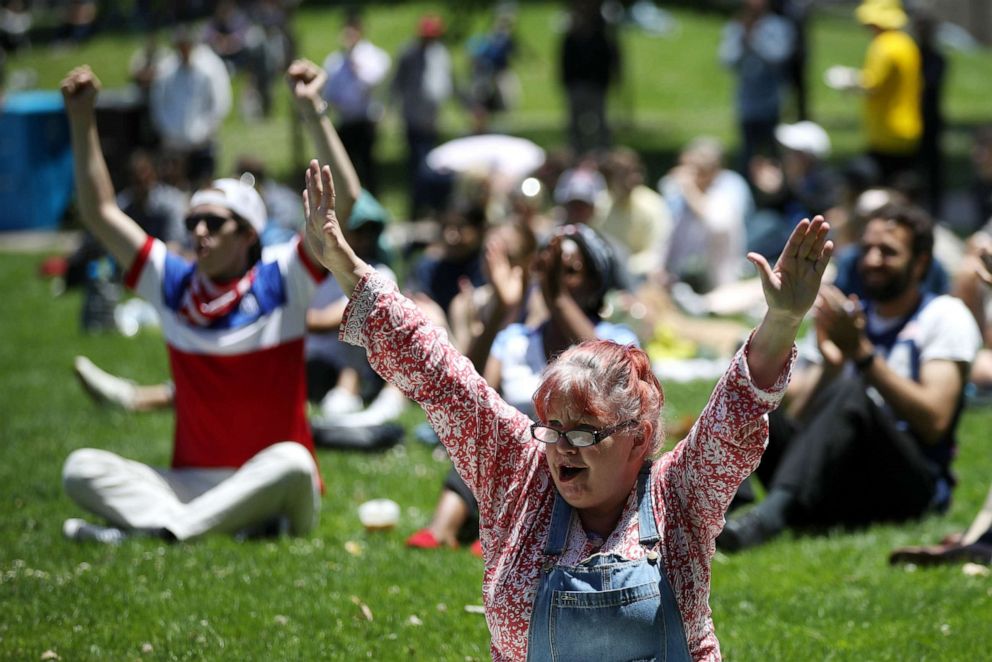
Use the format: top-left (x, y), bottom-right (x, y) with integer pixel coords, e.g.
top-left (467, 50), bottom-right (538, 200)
top-left (63, 518), bottom-right (127, 544)
top-left (717, 508), bottom-right (784, 552)
top-left (889, 541), bottom-right (992, 567)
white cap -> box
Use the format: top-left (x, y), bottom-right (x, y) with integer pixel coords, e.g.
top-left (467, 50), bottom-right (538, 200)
top-left (775, 121), bottom-right (831, 159)
top-left (554, 168), bottom-right (606, 205)
top-left (189, 177), bottom-right (267, 235)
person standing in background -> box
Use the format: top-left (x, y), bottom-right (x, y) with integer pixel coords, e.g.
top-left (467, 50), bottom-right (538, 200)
top-left (719, 0), bottom-right (795, 175)
top-left (825, 0), bottom-right (922, 186)
top-left (322, 9), bottom-right (391, 195)
top-left (772, 0), bottom-right (812, 121)
top-left (150, 26), bottom-right (232, 190)
top-left (911, 7), bottom-right (947, 216)
top-left (390, 14), bottom-right (454, 219)
top-left (560, 0), bottom-right (621, 155)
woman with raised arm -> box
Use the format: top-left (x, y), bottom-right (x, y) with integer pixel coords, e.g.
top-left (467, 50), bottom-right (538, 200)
top-left (304, 159), bottom-right (832, 661)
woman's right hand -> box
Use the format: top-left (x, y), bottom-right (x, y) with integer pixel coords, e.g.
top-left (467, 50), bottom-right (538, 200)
top-left (60, 66), bottom-right (100, 120)
top-left (535, 234), bottom-right (563, 305)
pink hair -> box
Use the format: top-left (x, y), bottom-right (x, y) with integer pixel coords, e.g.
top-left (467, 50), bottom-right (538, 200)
top-left (533, 340), bottom-right (666, 457)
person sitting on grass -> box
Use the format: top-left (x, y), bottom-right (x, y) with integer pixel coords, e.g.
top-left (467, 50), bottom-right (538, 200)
top-left (70, 59), bottom-right (408, 439)
top-left (56, 63), bottom-right (366, 543)
top-left (303, 152), bottom-right (833, 660)
top-left (889, 235), bottom-right (992, 567)
top-left (408, 223), bottom-right (637, 555)
top-left (719, 203), bottom-right (982, 552)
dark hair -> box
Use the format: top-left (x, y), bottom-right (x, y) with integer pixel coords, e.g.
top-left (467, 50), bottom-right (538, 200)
top-left (234, 155), bottom-right (267, 184)
top-left (446, 201), bottom-right (487, 229)
top-left (550, 224), bottom-right (620, 312)
top-left (229, 211), bottom-right (262, 265)
top-left (868, 202), bottom-right (934, 260)
top-left (601, 147), bottom-right (644, 183)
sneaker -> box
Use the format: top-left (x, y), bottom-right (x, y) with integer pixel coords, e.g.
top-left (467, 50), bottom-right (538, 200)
top-left (716, 508), bottom-right (784, 552)
top-left (63, 518), bottom-right (127, 544)
top-left (333, 386), bottom-right (408, 428)
top-left (319, 387), bottom-right (363, 417)
top-left (73, 356), bottom-right (137, 410)
top-left (670, 282), bottom-right (709, 317)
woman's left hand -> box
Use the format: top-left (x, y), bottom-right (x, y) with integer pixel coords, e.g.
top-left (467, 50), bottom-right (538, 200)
top-left (748, 215), bottom-right (833, 323)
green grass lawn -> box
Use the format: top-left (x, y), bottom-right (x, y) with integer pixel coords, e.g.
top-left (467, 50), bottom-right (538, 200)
top-left (4, 3), bottom-right (992, 660)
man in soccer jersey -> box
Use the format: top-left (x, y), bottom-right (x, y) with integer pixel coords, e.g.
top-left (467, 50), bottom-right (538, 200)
top-left (59, 65), bottom-right (340, 543)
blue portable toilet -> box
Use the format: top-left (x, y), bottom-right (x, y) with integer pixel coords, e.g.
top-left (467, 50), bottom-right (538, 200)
top-left (0, 90), bottom-right (74, 232)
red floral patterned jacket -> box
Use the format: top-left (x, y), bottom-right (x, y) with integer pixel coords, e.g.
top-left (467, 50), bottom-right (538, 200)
top-left (341, 272), bottom-right (793, 661)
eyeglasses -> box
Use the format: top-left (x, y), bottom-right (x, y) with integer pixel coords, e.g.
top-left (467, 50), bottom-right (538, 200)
top-left (185, 212), bottom-right (236, 234)
top-left (531, 419), bottom-right (639, 448)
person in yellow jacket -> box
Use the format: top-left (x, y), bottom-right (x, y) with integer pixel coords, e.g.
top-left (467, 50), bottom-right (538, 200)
top-left (825, 0), bottom-right (921, 184)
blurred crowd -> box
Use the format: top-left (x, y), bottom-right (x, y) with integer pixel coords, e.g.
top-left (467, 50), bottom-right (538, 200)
top-left (25, 0), bottom-right (992, 568)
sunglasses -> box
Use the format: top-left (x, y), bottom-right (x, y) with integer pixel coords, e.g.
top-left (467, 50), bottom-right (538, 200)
top-left (184, 212), bottom-right (236, 234)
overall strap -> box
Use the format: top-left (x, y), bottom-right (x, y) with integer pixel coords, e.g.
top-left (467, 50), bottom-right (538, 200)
top-left (544, 463), bottom-right (658, 555)
top-left (543, 490), bottom-right (574, 556)
top-left (636, 462), bottom-right (660, 546)
top-left (865, 292), bottom-right (934, 354)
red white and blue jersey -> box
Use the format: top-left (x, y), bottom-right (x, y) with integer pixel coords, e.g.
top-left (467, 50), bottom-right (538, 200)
top-left (124, 236), bottom-right (326, 470)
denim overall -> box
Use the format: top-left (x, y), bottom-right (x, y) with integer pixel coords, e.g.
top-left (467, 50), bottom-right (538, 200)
top-left (526, 466), bottom-right (691, 662)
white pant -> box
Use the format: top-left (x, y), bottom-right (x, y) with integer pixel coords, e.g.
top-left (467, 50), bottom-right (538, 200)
top-left (62, 442), bottom-right (320, 541)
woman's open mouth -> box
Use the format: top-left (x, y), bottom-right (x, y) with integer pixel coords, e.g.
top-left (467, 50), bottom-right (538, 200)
top-left (558, 465), bottom-right (586, 482)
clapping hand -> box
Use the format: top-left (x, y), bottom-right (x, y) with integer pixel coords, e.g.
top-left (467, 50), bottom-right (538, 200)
top-left (958, 232), bottom-right (992, 288)
top-left (484, 232), bottom-right (526, 311)
top-left (814, 284), bottom-right (864, 364)
top-left (976, 247), bottom-right (992, 287)
top-left (749, 215), bottom-right (833, 323)
top-left (534, 233), bottom-right (566, 305)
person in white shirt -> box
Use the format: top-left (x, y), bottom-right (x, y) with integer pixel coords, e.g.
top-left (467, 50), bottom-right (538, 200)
top-left (596, 147), bottom-right (672, 281)
top-left (720, 203), bottom-right (982, 551)
top-left (390, 14), bottom-right (454, 219)
top-left (659, 137), bottom-right (754, 294)
top-left (719, 0), bottom-right (795, 173)
top-left (150, 26), bottom-right (232, 189)
top-left (322, 10), bottom-right (390, 195)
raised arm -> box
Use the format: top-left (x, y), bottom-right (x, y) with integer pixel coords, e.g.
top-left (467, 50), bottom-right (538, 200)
top-left (747, 215), bottom-right (833, 388)
top-left (660, 217), bottom-right (833, 539)
top-left (61, 66), bottom-right (147, 267)
top-left (462, 232), bottom-right (527, 371)
top-left (306, 159), bottom-right (536, 529)
top-left (287, 59), bottom-right (361, 226)
top-left (302, 160), bottom-right (372, 294)
top-left (535, 233), bottom-right (599, 345)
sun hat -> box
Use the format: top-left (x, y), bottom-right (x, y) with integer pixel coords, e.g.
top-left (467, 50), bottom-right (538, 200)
top-left (189, 177), bottom-right (267, 235)
top-left (855, 0), bottom-right (908, 30)
top-left (775, 121), bottom-right (832, 159)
